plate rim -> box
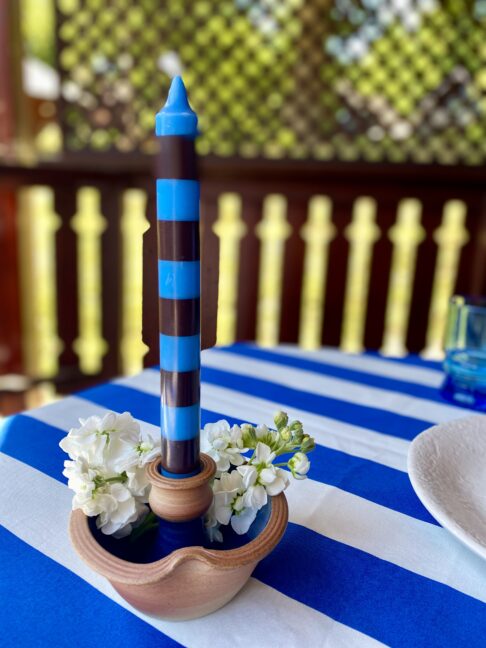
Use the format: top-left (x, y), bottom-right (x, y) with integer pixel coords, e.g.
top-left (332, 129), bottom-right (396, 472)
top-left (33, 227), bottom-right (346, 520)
top-left (408, 415), bottom-right (486, 561)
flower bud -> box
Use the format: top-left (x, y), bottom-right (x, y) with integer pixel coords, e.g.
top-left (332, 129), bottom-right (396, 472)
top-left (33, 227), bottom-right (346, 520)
top-left (241, 424), bottom-right (257, 448)
top-left (288, 451), bottom-right (310, 479)
top-left (301, 436), bottom-right (315, 453)
top-left (289, 420), bottom-right (303, 433)
top-left (280, 427), bottom-right (291, 442)
top-left (274, 411), bottom-right (289, 430)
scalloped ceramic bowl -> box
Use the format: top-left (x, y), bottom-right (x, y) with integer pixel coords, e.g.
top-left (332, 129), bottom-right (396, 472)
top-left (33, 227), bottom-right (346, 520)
top-left (69, 493), bottom-right (288, 620)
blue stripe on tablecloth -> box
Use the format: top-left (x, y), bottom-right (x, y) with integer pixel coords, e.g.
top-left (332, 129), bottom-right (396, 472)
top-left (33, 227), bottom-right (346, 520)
top-left (0, 414), bottom-right (67, 484)
top-left (4, 386), bottom-right (485, 645)
top-left (58, 384), bottom-right (433, 525)
top-left (255, 522), bottom-right (486, 648)
top-left (3, 486), bottom-right (484, 648)
top-left (0, 525), bottom-right (182, 648)
top-left (217, 344), bottom-right (445, 402)
top-left (200, 366), bottom-right (432, 439)
top-left (0, 386), bottom-right (435, 525)
top-left (4, 508), bottom-right (485, 648)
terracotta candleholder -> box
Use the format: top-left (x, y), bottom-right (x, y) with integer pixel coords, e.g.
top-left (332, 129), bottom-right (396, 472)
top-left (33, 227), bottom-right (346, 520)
top-left (69, 492), bottom-right (288, 620)
top-left (146, 453), bottom-right (216, 522)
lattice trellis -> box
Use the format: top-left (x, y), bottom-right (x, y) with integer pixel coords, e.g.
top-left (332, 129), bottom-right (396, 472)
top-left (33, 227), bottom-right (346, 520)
top-left (57, 0), bottom-right (486, 164)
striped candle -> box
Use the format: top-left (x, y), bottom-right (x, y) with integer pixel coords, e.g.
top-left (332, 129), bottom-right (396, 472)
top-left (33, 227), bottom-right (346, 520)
top-left (156, 76), bottom-right (200, 476)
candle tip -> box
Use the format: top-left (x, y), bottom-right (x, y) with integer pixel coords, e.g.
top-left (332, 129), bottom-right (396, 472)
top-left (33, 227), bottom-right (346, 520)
top-left (156, 76), bottom-right (198, 137)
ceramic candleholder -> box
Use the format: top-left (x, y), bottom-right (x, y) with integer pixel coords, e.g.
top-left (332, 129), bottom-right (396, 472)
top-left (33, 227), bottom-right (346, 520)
top-left (147, 454), bottom-right (216, 522)
top-left (69, 492), bottom-right (288, 620)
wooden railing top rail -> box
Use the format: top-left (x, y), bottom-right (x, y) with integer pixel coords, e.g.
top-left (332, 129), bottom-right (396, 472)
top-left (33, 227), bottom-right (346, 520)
top-left (1, 155), bottom-right (486, 188)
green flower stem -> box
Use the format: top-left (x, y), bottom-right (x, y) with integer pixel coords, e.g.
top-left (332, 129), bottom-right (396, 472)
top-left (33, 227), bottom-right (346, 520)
top-left (93, 472), bottom-right (128, 492)
top-left (129, 511), bottom-right (159, 543)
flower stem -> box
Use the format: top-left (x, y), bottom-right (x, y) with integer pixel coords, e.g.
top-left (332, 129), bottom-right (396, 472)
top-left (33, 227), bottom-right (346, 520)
top-left (129, 511), bottom-right (159, 543)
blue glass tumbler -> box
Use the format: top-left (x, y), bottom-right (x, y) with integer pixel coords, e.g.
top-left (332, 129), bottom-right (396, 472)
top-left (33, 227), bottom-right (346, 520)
top-left (442, 295), bottom-right (486, 410)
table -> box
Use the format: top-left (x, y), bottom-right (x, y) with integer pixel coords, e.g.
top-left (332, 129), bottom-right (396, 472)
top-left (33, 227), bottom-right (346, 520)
top-left (1, 343), bottom-right (485, 647)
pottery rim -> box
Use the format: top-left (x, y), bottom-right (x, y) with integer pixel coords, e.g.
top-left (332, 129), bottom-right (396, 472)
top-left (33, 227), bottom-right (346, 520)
top-left (69, 492), bottom-right (288, 586)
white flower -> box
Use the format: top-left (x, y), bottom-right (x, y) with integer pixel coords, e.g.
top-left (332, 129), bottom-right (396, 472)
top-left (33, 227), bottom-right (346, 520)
top-left (203, 420), bottom-right (248, 473)
top-left (250, 442), bottom-right (289, 496)
top-left (204, 412), bottom-right (313, 539)
top-left (204, 500), bottom-right (223, 543)
top-left (95, 484), bottom-right (148, 538)
top-left (64, 457), bottom-right (147, 537)
top-left (109, 427), bottom-right (160, 473)
top-left (126, 467), bottom-right (151, 500)
top-left (63, 458), bottom-right (97, 506)
top-left (260, 465), bottom-right (289, 496)
top-left (213, 470), bottom-right (244, 525)
top-left (206, 523), bottom-right (223, 543)
top-left (210, 469), bottom-right (263, 536)
top-left (60, 413), bottom-right (112, 466)
top-left (255, 424), bottom-right (270, 441)
top-left (231, 506), bottom-right (257, 535)
top-left (250, 441), bottom-right (276, 466)
top-left (60, 411), bottom-right (159, 474)
top-left (59, 410), bottom-right (160, 538)
top-left (237, 464), bottom-right (267, 509)
top-left (288, 452), bottom-right (310, 480)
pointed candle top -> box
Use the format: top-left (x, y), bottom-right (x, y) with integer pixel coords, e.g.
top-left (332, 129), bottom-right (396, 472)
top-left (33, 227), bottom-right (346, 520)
top-left (156, 76), bottom-right (198, 138)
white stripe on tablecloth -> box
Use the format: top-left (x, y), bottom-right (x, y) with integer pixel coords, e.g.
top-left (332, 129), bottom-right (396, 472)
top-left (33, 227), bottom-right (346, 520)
top-left (115, 372), bottom-right (409, 472)
top-left (0, 452), bottom-right (384, 648)
top-left (285, 477), bottom-right (486, 604)
top-left (271, 344), bottom-right (444, 388)
top-left (27, 395), bottom-right (160, 442)
top-left (201, 349), bottom-right (468, 423)
top-left (13, 394), bottom-right (486, 604)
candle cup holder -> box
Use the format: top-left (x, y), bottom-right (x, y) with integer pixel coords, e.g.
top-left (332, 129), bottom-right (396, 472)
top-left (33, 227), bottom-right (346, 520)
top-left (146, 454), bottom-right (216, 522)
top-left (69, 492), bottom-right (288, 620)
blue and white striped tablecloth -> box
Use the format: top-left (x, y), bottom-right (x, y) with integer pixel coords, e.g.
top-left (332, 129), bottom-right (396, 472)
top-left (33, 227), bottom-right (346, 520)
top-left (1, 344), bottom-right (486, 647)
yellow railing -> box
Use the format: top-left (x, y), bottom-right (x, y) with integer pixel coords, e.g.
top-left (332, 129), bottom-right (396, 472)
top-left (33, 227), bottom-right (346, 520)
top-left (15, 185), bottom-right (469, 380)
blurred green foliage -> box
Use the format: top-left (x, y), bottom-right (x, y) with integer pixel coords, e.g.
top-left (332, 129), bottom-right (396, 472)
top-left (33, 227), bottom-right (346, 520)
top-left (21, 0), bottom-right (56, 66)
top-left (21, 0), bottom-right (486, 164)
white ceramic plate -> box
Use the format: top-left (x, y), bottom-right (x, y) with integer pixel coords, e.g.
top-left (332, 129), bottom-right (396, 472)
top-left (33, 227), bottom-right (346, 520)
top-left (408, 415), bottom-right (486, 560)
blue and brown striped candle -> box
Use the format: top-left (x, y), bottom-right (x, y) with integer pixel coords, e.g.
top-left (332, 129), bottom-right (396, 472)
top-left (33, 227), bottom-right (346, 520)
top-left (156, 76), bottom-right (200, 476)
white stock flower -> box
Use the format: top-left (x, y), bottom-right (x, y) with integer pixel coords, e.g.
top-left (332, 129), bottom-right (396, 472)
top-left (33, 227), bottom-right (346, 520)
top-left (63, 458), bottom-right (97, 506)
top-left (230, 506), bottom-right (257, 535)
top-left (250, 442), bottom-right (289, 496)
top-left (288, 452), bottom-right (310, 479)
top-left (60, 411), bottom-right (159, 473)
top-left (95, 484), bottom-right (148, 538)
top-left (204, 413), bottom-right (313, 539)
top-left (60, 411), bottom-right (160, 538)
top-left (210, 469), bottom-right (263, 536)
top-left (213, 470), bottom-right (244, 525)
top-left (203, 420), bottom-right (248, 472)
top-left (204, 499), bottom-right (224, 543)
top-left (237, 464), bottom-right (267, 509)
top-left (126, 467), bottom-right (151, 500)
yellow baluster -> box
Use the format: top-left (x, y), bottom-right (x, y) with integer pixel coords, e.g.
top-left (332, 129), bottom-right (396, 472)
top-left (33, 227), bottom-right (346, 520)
top-left (422, 200), bottom-right (469, 360)
top-left (120, 189), bottom-right (150, 375)
top-left (381, 199), bottom-right (425, 357)
top-left (17, 186), bottom-right (61, 377)
top-left (71, 187), bottom-right (108, 374)
top-left (214, 193), bottom-right (247, 346)
top-left (255, 195), bottom-right (291, 347)
top-left (341, 197), bottom-right (380, 353)
top-left (298, 196), bottom-right (335, 349)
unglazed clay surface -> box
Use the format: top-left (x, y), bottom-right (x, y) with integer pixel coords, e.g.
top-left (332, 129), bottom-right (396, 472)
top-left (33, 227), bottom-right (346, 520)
top-left (408, 415), bottom-right (486, 560)
top-left (70, 492), bottom-right (288, 620)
